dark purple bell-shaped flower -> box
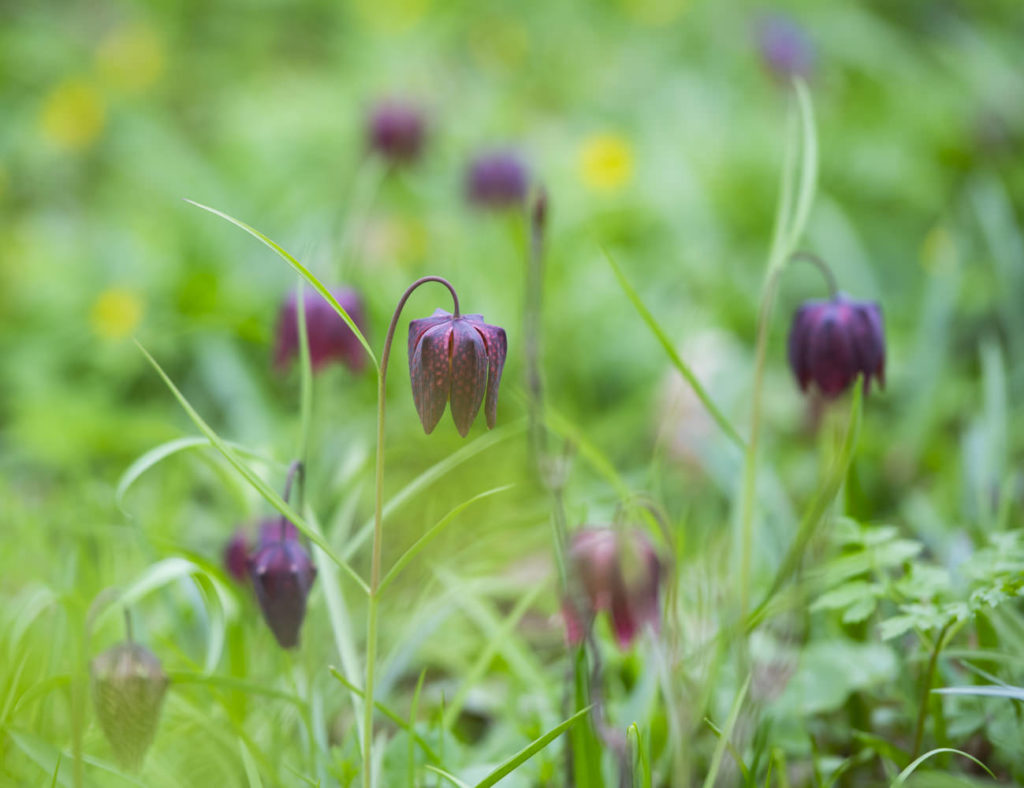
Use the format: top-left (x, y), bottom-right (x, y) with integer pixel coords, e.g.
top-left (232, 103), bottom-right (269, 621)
top-left (756, 13), bottom-right (815, 81)
top-left (788, 294), bottom-right (885, 398)
top-left (248, 522), bottom-right (317, 649)
top-left (274, 287), bottom-right (367, 375)
top-left (367, 100), bottom-right (426, 164)
top-left (465, 150), bottom-right (529, 209)
top-left (562, 527), bottom-right (662, 650)
top-left (408, 309), bottom-right (507, 437)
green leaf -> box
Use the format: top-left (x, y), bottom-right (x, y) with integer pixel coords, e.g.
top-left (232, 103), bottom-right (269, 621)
top-left (135, 341), bottom-right (368, 595)
top-left (603, 247), bottom-right (746, 451)
top-left (426, 766), bottom-right (471, 788)
top-left (892, 748), bottom-right (995, 785)
top-left (933, 684), bottom-right (1024, 702)
top-left (473, 705), bottom-right (592, 788)
top-left (239, 738), bottom-right (263, 788)
top-left (184, 199), bottom-right (378, 369)
top-left (702, 675), bottom-right (751, 788)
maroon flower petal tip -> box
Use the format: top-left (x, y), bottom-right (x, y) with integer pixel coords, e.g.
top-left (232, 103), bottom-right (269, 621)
top-left (249, 539), bottom-right (317, 649)
top-left (787, 294), bottom-right (886, 400)
top-left (224, 528), bottom-right (251, 584)
top-left (408, 310), bottom-right (507, 436)
top-left (756, 13), bottom-right (815, 81)
top-left (465, 150), bottom-right (529, 209)
top-left (564, 527), bottom-right (663, 651)
top-left (368, 100), bottom-right (426, 164)
top-left (274, 286), bottom-right (368, 376)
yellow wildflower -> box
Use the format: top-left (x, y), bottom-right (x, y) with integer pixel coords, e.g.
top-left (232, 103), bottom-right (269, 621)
top-left (39, 79), bottom-right (106, 151)
top-left (580, 133), bottom-right (634, 193)
top-left (96, 23), bottom-right (165, 93)
top-left (91, 288), bottom-right (144, 339)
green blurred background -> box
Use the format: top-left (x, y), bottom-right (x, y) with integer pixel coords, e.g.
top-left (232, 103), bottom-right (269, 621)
top-left (2, 0), bottom-right (1024, 784)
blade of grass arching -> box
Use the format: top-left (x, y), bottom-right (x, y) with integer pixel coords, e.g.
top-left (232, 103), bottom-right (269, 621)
top-left (765, 86), bottom-right (799, 270)
top-left (704, 717), bottom-right (751, 783)
top-left (295, 278), bottom-right (314, 467)
top-left (442, 581), bottom-right (546, 729)
top-left (749, 383), bottom-right (863, 630)
top-left (627, 723), bottom-right (651, 788)
top-left (136, 341), bottom-right (369, 595)
top-left (933, 685), bottom-right (1024, 702)
top-left (329, 667), bottom-right (441, 763)
top-left (239, 739), bottom-right (264, 788)
top-left (426, 766), bottom-right (470, 788)
top-left (783, 77), bottom-right (818, 253)
top-left (378, 485), bottom-right (515, 593)
top-left (891, 748), bottom-right (995, 785)
top-left (49, 753), bottom-right (61, 788)
top-left (473, 705), bottom-right (592, 788)
top-left (409, 669), bottom-right (427, 788)
top-left (169, 672), bottom-right (303, 705)
top-left (343, 419), bottom-right (526, 561)
top-left (184, 199), bottom-right (378, 369)
top-left (701, 675), bottom-right (751, 788)
top-left (603, 248), bottom-right (745, 451)
top-left (116, 436), bottom-right (284, 508)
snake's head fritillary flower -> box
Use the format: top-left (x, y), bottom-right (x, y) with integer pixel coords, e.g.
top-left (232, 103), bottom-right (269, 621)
top-left (756, 13), bottom-right (815, 81)
top-left (368, 100), bottom-right (426, 164)
top-left (465, 150), bottom-right (529, 209)
top-left (248, 527), bottom-right (317, 649)
top-left (223, 528), bottom-right (250, 584)
top-left (91, 641), bottom-right (168, 770)
top-left (408, 309), bottom-right (507, 437)
top-left (787, 294), bottom-right (886, 398)
top-left (274, 287), bottom-right (367, 375)
top-left (563, 527), bottom-right (662, 650)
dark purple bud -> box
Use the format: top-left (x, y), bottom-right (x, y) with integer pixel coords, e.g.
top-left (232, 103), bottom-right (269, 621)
top-left (465, 150), bottom-right (529, 210)
top-left (258, 517), bottom-right (299, 546)
top-left (91, 642), bottom-right (168, 770)
top-left (563, 527), bottom-right (662, 650)
top-left (756, 14), bottom-right (815, 81)
top-left (274, 287), bottom-right (368, 375)
top-left (223, 528), bottom-right (251, 584)
top-left (248, 534), bottom-right (317, 649)
top-left (408, 309), bottom-right (507, 437)
top-left (787, 294), bottom-right (885, 398)
top-left (367, 100), bottom-right (426, 164)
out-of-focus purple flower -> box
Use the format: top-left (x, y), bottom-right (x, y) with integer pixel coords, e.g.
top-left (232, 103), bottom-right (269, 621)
top-left (274, 287), bottom-right (368, 375)
top-left (756, 14), bottom-right (815, 81)
top-left (91, 641), bottom-right (168, 770)
top-left (465, 150), bottom-right (529, 209)
top-left (367, 100), bottom-right (426, 164)
top-left (563, 527), bottom-right (662, 650)
top-left (248, 525), bottom-right (317, 649)
top-left (408, 308), bottom-right (507, 437)
top-left (788, 294), bottom-right (885, 398)
top-left (224, 528), bottom-right (250, 583)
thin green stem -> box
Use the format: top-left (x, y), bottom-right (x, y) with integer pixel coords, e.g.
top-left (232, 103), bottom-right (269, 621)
top-left (789, 251), bottom-right (839, 299)
top-left (363, 276), bottom-right (460, 788)
top-left (912, 620), bottom-right (954, 759)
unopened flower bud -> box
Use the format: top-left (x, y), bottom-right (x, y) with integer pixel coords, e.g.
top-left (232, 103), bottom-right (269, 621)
top-left (756, 14), bottom-right (815, 81)
top-left (248, 526), bottom-right (317, 649)
top-left (274, 287), bottom-right (368, 374)
top-left (465, 150), bottom-right (529, 209)
top-left (408, 309), bottom-right (507, 436)
top-left (367, 100), bottom-right (426, 164)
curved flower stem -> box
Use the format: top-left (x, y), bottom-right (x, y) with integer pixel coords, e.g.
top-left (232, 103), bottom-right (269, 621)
top-left (279, 460), bottom-right (305, 541)
top-left (789, 250), bottom-right (839, 299)
top-left (362, 275), bottom-right (460, 788)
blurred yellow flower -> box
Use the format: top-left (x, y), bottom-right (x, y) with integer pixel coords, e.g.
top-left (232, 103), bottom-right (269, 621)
top-left (91, 288), bottom-right (144, 339)
top-left (580, 133), bottom-right (634, 193)
top-left (39, 79), bottom-right (106, 150)
top-left (96, 23), bottom-right (165, 93)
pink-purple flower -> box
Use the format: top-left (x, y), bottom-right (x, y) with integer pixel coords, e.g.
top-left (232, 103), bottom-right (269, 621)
top-left (367, 100), bottom-right (426, 164)
top-left (248, 521), bottom-right (317, 649)
top-left (274, 287), bottom-right (367, 374)
top-left (465, 150), bottom-right (529, 209)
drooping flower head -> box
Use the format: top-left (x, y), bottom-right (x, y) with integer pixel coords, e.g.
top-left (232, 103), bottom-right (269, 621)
top-left (788, 294), bottom-right (885, 398)
top-left (274, 287), bottom-right (367, 374)
top-left (465, 150), bottom-right (529, 209)
top-left (91, 639), bottom-right (168, 770)
top-left (248, 521), bottom-right (317, 649)
top-left (408, 309), bottom-right (507, 437)
top-left (563, 527), bottom-right (662, 650)
top-left (367, 100), bottom-right (426, 164)
top-left (756, 13), bottom-right (815, 81)
top-left (224, 518), bottom-right (301, 584)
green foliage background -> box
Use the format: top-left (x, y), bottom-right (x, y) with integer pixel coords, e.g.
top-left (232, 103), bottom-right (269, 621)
top-left (1, 0), bottom-right (1023, 785)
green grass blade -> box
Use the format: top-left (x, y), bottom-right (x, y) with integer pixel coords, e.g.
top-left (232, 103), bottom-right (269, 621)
top-left (892, 748), bottom-right (995, 785)
top-left (296, 277), bottom-right (314, 467)
top-left (378, 485), bottom-right (515, 593)
top-left (116, 436), bottom-right (283, 508)
top-left (426, 766), bottom-right (470, 788)
top-left (184, 199), bottom-right (378, 369)
top-left (702, 675), bottom-right (751, 788)
top-left (704, 717), bottom-right (750, 783)
top-left (933, 685), bottom-right (1024, 702)
top-left (409, 668), bottom-right (427, 788)
top-left (627, 723), bottom-right (651, 788)
top-left (603, 247), bottom-right (746, 451)
top-left (473, 705), bottom-right (592, 788)
top-left (135, 340), bottom-right (369, 595)
top-left (784, 77), bottom-right (818, 252)
top-left (343, 420), bottom-right (526, 561)
top-left (239, 738), bottom-right (264, 788)
top-left (328, 667), bottom-right (441, 763)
